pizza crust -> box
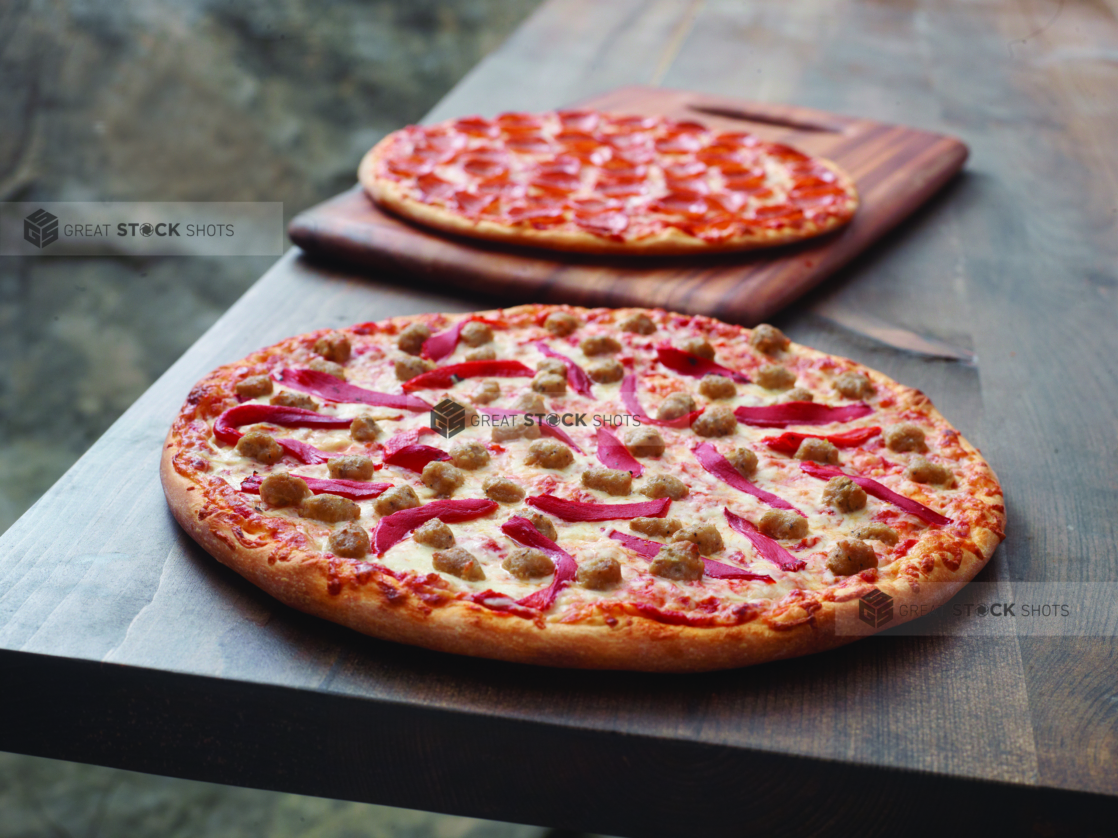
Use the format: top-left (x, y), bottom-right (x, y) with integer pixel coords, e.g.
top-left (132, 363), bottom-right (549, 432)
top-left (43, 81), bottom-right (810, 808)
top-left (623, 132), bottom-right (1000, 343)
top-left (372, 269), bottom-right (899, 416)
top-left (161, 304), bottom-right (1004, 672)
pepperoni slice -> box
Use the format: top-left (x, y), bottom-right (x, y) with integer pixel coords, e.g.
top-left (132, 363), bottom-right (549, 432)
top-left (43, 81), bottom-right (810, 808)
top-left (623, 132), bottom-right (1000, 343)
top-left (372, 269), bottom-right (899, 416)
top-left (597, 172), bottom-right (646, 189)
top-left (453, 116), bottom-right (498, 137)
top-left (530, 170), bottom-right (582, 193)
top-left (567, 196), bottom-right (623, 214)
top-left (461, 155), bottom-right (508, 179)
top-left (419, 132), bottom-right (467, 156)
top-left (655, 133), bottom-right (704, 154)
top-left (451, 191), bottom-right (497, 216)
top-left (717, 161), bottom-right (761, 177)
top-left (789, 186), bottom-right (847, 208)
top-left (409, 146), bottom-right (451, 165)
top-left (715, 131), bottom-right (761, 148)
top-left (755, 206), bottom-right (806, 228)
top-left (560, 144), bottom-right (612, 166)
top-left (521, 194), bottom-right (566, 210)
top-left (556, 110), bottom-right (600, 131)
top-left (762, 142), bottom-right (810, 161)
top-left (476, 174), bottom-right (524, 198)
top-left (537, 155), bottom-right (583, 175)
top-left (686, 215), bottom-right (742, 243)
top-left (706, 192), bottom-right (748, 214)
top-left (606, 115), bottom-right (658, 133)
top-left (789, 164), bottom-right (838, 182)
top-left (507, 203), bottom-right (567, 225)
top-left (723, 173), bottom-right (766, 192)
top-left (554, 130), bottom-right (599, 149)
top-left (414, 172), bottom-right (456, 200)
top-left (386, 156), bottom-right (433, 177)
top-left (664, 159), bottom-right (707, 179)
top-left (650, 191), bottom-right (709, 217)
top-left (573, 210), bottom-right (629, 237)
top-left (506, 134), bottom-right (554, 154)
top-left (600, 156), bottom-right (647, 176)
top-left (598, 181), bottom-right (646, 198)
top-left (664, 176), bottom-right (709, 195)
top-left (604, 132), bottom-right (653, 153)
top-left (693, 155), bottom-right (734, 173)
top-left (790, 176), bottom-right (840, 191)
top-left (618, 145), bottom-right (656, 164)
top-left (496, 112), bottom-right (543, 132)
top-left (698, 141), bottom-right (746, 157)
top-left (752, 203), bottom-right (799, 219)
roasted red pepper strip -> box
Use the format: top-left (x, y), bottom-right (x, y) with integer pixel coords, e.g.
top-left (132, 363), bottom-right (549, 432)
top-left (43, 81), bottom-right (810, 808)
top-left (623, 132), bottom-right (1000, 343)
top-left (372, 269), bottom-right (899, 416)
top-left (213, 404), bottom-right (348, 463)
top-left (533, 342), bottom-right (594, 397)
top-left (608, 530), bottom-right (774, 581)
top-left (620, 375), bottom-right (704, 428)
top-left (383, 427), bottom-right (436, 452)
top-left (382, 427), bottom-right (449, 472)
top-left (383, 445), bottom-right (448, 472)
top-left (527, 494), bottom-right (670, 521)
top-left (402, 359), bottom-right (534, 392)
top-left (656, 345), bottom-right (750, 383)
top-left (693, 442), bottom-right (803, 514)
top-left (479, 407), bottom-right (585, 454)
top-left (733, 402), bottom-right (874, 428)
top-left (799, 462), bottom-right (951, 526)
top-left (277, 368), bottom-right (431, 411)
top-left (373, 498), bottom-right (498, 554)
top-left (421, 320), bottom-right (467, 361)
top-left (763, 426), bottom-right (881, 455)
top-left (273, 439), bottom-right (333, 465)
top-left (240, 474), bottom-right (392, 501)
top-left (422, 317), bottom-right (503, 361)
top-left (723, 509), bottom-right (806, 571)
top-left (594, 427), bottom-right (644, 476)
top-left (501, 516), bottom-right (578, 610)
top-left (709, 553), bottom-right (777, 582)
top-left (607, 530), bottom-right (660, 557)
top-left (214, 404), bottom-right (352, 445)
top-left (466, 592), bottom-right (541, 618)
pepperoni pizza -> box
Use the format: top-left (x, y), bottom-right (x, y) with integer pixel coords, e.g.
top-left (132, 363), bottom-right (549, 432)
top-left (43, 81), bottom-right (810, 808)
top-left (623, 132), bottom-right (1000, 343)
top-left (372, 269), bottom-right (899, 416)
top-left (359, 111), bottom-right (859, 254)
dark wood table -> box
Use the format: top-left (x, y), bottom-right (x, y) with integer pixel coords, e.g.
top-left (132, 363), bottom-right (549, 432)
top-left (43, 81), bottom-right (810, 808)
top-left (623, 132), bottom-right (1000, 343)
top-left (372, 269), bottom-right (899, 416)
top-left (3, 2), bottom-right (1117, 835)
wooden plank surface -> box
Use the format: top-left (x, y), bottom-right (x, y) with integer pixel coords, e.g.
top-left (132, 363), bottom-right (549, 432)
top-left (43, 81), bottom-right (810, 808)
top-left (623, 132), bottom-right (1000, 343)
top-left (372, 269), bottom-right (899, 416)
top-left (289, 86), bottom-right (967, 326)
top-left (3, 0), bottom-right (1118, 833)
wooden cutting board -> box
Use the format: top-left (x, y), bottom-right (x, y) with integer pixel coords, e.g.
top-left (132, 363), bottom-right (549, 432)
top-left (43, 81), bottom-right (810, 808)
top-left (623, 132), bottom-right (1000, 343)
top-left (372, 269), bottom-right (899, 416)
top-left (288, 86), bottom-right (967, 325)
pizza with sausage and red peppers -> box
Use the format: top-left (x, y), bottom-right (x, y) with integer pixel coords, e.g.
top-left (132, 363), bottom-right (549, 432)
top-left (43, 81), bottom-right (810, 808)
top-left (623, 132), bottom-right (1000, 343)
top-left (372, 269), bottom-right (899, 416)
top-left (358, 110), bottom-right (859, 254)
top-left (161, 305), bottom-right (1004, 671)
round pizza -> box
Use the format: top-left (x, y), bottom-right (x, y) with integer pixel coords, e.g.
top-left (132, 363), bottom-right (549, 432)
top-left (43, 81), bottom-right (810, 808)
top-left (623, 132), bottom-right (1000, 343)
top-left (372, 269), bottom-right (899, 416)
top-left (161, 305), bottom-right (1005, 672)
top-left (358, 110), bottom-right (859, 254)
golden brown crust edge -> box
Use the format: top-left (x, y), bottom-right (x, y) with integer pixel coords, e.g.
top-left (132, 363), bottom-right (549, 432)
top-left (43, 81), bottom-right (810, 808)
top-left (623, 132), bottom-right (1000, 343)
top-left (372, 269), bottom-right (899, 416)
top-left (357, 137), bottom-right (859, 256)
top-left (160, 303), bottom-right (1004, 672)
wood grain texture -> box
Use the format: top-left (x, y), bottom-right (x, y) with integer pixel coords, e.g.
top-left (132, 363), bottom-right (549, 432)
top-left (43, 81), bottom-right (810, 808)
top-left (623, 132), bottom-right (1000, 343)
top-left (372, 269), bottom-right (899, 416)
top-left (289, 85), bottom-right (967, 326)
top-left (3, 0), bottom-right (1118, 833)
